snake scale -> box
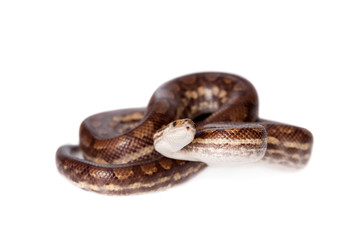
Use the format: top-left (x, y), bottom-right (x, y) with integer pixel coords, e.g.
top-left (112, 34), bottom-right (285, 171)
top-left (56, 72), bottom-right (313, 195)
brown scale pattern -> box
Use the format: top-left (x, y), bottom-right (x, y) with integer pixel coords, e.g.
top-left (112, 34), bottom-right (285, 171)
top-left (56, 145), bottom-right (206, 195)
top-left (56, 72), bottom-right (313, 195)
top-left (259, 122), bottom-right (313, 167)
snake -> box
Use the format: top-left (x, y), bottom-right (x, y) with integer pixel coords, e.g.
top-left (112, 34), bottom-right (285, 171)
top-left (56, 72), bottom-right (313, 195)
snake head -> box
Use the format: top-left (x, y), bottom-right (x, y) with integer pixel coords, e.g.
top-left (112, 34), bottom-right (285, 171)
top-left (154, 119), bottom-right (196, 154)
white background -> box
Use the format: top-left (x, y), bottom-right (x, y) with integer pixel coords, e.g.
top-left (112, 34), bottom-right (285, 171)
top-left (1, 1), bottom-right (359, 239)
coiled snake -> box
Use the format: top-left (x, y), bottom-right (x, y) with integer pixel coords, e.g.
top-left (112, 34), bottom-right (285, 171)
top-left (56, 72), bottom-right (313, 195)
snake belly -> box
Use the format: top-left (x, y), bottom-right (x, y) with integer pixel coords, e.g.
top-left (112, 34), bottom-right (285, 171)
top-left (56, 72), bottom-right (313, 195)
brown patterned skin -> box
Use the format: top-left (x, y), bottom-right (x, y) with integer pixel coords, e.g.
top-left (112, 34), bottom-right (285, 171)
top-left (56, 72), bottom-right (313, 195)
top-left (79, 72), bottom-right (259, 165)
top-left (56, 109), bottom-right (207, 195)
top-left (260, 121), bottom-right (313, 167)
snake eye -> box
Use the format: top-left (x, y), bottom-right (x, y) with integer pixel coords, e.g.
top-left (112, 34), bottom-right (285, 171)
top-left (172, 121), bottom-right (177, 127)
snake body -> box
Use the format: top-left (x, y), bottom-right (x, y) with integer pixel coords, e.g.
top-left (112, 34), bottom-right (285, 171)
top-left (56, 72), bottom-right (313, 195)
top-left (153, 120), bottom-right (268, 166)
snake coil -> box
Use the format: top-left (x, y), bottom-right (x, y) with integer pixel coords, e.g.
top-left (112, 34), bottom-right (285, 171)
top-left (56, 72), bottom-right (313, 195)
